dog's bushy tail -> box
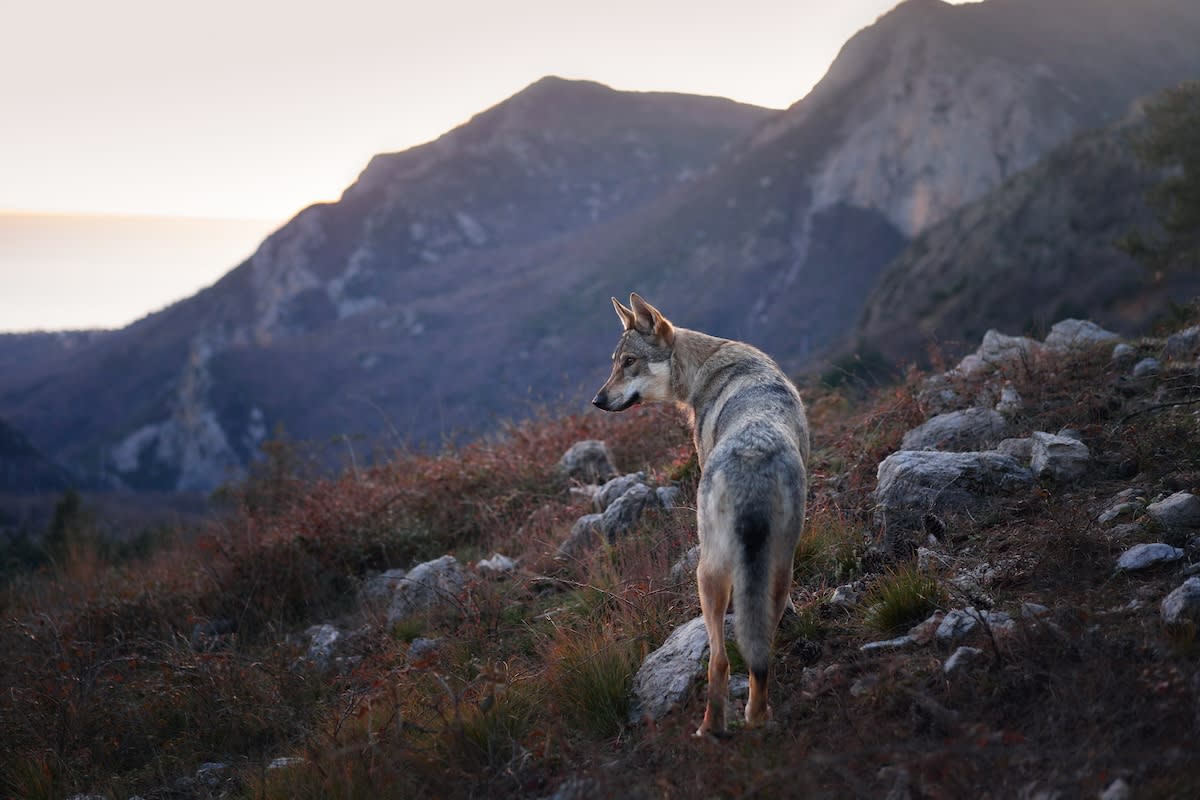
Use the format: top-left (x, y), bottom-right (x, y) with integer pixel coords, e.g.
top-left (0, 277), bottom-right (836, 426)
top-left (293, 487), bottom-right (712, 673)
top-left (732, 507), bottom-right (774, 684)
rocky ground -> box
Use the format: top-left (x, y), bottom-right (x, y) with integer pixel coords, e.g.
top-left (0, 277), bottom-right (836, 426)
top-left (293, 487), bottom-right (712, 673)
top-left (4, 314), bottom-right (1200, 799)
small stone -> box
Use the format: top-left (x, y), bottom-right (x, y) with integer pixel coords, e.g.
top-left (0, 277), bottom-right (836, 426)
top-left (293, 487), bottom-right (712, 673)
top-left (943, 645), bottom-right (984, 675)
top-left (935, 607), bottom-right (1013, 642)
top-left (656, 485), bottom-right (683, 509)
top-left (916, 547), bottom-right (946, 572)
top-left (909, 611), bottom-right (946, 644)
top-left (1020, 602), bottom-right (1050, 619)
top-left (1161, 577), bottom-right (1200, 627)
top-left (593, 472), bottom-right (648, 512)
top-left (1098, 503), bottom-right (1136, 526)
top-left (195, 762), bottom-right (230, 788)
top-left (1056, 427), bottom-right (1083, 441)
top-left (859, 635), bottom-right (916, 651)
top-left (558, 440), bottom-right (618, 484)
top-left (1131, 357), bottom-right (1161, 379)
top-left (557, 514), bottom-right (603, 560)
top-left (1100, 777), bottom-right (1132, 800)
top-left (1117, 542), bottom-right (1184, 571)
top-left (669, 544), bottom-right (701, 584)
top-left (995, 437), bottom-right (1033, 464)
top-left (1043, 319), bottom-right (1120, 351)
top-left (935, 610), bottom-right (979, 643)
top-left (1030, 431), bottom-right (1090, 483)
top-left (1107, 523), bottom-right (1144, 541)
top-left (384, 555), bottom-right (466, 623)
top-left (476, 553), bottom-right (517, 576)
top-left (268, 756), bottom-right (305, 770)
top-left (830, 584), bottom-right (862, 608)
top-left (305, 624), bottom-right (341, 669)
top-left (1147, 492), bottom-right (1200, 528)
top-left (361, 568), bottom-right (407, 606)
top-left (1164, 325), bottom-right (1200, 360)
top-left (1111, 343), bottom-right (1137, 365)
top-left (996, 384), bottom-right (1024, 415)
top-left (850, 674), bottom-right (880, 696)
top-left (407, 637), bottom-right (441, 664)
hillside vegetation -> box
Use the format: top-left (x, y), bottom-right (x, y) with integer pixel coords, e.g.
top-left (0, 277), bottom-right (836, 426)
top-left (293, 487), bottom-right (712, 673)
top-left (3, 307), bottom-right (1200, 798)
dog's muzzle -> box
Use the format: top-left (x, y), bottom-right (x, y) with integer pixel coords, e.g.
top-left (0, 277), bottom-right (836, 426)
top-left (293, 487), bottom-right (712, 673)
top-left (592, 390), bottom-right (638, 412)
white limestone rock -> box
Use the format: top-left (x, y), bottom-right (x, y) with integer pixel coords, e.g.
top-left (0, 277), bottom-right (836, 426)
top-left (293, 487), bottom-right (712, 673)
top-left (1116, 543), bottom-right (1184, 572)
top-left (1030, 431), bottom-right (1090, 483)
top-left (1147, 492), bottom-right (1200, 529)
top-left (901, 408), bottom-right (1008, 452)
top-left (1043, 319), bottom-right (1120, 352)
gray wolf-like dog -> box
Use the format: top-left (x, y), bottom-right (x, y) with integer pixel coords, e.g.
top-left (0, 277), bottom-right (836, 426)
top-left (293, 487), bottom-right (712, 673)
top-left (592, 293), bottom-right (809, 736)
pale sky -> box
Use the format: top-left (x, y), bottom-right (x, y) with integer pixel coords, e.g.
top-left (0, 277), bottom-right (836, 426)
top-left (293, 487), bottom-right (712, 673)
top-left (0, 0), bottom-right (972, 331)
top-left (0, 0), bottom-right (961, 221)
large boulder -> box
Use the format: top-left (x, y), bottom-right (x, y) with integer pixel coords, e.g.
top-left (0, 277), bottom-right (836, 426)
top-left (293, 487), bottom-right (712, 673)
top-left (1161, 577), bottom-right (1200, 627)
top-left (901, 408), bottom-right (1008, 452)
top-left (594, 472), bottom-right (650, 512)
top-left (875, 450), bottom-right (1033, 517)
top-left (601, 483), bottom-right (660, 539)
top-left (1043, 319), bottom-right (1120, 352)
top-left (952, 330), bottom-right (1042, 377)
top-left (557, 514), bottom-right (603, 560)
top-left (1164, 325), bottom-right (1200, 360)
top-left (557, 483), bottom-right (663, 560)
top-left (1116, 543), bottom-right (1184, 572)
top-left (1147, 492), bottom-right (1200, 529)
top-left (1029, 431), bottom-right (1090, 482)
top-left (629, 614), bottom-right (735, 723)
top-left (383, 555), bottom-right (466, 623)
top-left (558, 440), bottom-right (619, 484)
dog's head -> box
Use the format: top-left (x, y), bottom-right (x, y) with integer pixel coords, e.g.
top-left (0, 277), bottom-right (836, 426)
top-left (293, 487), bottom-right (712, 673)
top-left (592, 293), bottom-right (675, 412)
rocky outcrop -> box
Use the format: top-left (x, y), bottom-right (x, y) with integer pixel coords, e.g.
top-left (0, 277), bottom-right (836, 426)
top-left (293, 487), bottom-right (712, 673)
top-left (1029, 432), bottom-right (1091, 483)
top-left (629, 614), bottom-right (736, 723)
top-left (558, 441), bottom-right (619, 485)
top-left (380, 555), bottom-right (467, 623)
top-left (1116, 543), bottom-right (1184, 572)
top-left (1042, 319), bottom-right (1121, 352)
top-left (1161, 577), bottom-right (1200, 627)
top-left (901, 408), bottom-right (1008, 452)
top-left (1147, 492), bottom-right (1200, 529)
top-left (875, 450), bottom-right (1033, 517)
top-left (558, 473), bottom-right (667, 559)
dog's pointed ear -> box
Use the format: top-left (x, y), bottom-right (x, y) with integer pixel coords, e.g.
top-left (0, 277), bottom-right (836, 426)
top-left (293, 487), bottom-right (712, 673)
top-left (611, 297), bottom-right (637, 331)
top-left (629, 293), bottom-right (674, 345)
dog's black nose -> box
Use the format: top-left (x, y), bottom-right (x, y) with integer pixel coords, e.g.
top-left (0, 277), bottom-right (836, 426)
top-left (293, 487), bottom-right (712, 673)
top-left (592, 392), bottom-right (606, 409)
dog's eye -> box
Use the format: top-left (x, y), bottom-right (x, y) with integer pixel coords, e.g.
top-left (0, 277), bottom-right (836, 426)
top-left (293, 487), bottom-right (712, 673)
top-left (622, 356), bottom-right (636, 369)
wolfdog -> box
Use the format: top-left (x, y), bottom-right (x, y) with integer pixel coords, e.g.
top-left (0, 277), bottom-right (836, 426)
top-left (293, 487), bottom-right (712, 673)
top-left (593, 293), bottom-right (809, 736)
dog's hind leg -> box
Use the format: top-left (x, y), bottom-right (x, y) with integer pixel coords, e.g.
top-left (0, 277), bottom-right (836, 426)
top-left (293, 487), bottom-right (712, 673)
top-left (694, 560), bottom-right (732, 737)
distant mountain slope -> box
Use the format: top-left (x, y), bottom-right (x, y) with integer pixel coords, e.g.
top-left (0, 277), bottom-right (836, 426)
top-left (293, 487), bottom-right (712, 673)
top-left (0, 79), bottom-right (770, 490)
top-left (531, 0), bottom-right (1200, 369)
top-left (853, 110), bottom-right (1200, 364)
top-left (0, 417), bottom-right (73, 492)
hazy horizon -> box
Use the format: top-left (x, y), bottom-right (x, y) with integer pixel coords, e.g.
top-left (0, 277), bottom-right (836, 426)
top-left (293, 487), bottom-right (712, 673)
top-left (0, 211), bottom-right (275, 332)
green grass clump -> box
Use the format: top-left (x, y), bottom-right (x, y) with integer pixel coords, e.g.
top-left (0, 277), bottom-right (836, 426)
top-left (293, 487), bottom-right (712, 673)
top-left (548, 628), bottom-right (638, 739)
top-left (863, 566), bottom-right (947, 634)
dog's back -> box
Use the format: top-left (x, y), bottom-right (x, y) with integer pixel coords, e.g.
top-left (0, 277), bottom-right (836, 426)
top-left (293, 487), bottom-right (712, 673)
top-left (689, 342), bottom-right (808, 716)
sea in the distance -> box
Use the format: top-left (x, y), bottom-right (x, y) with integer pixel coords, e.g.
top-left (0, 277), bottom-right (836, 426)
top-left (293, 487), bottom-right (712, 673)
top-left (0, 211), bottom-right (278, 332)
